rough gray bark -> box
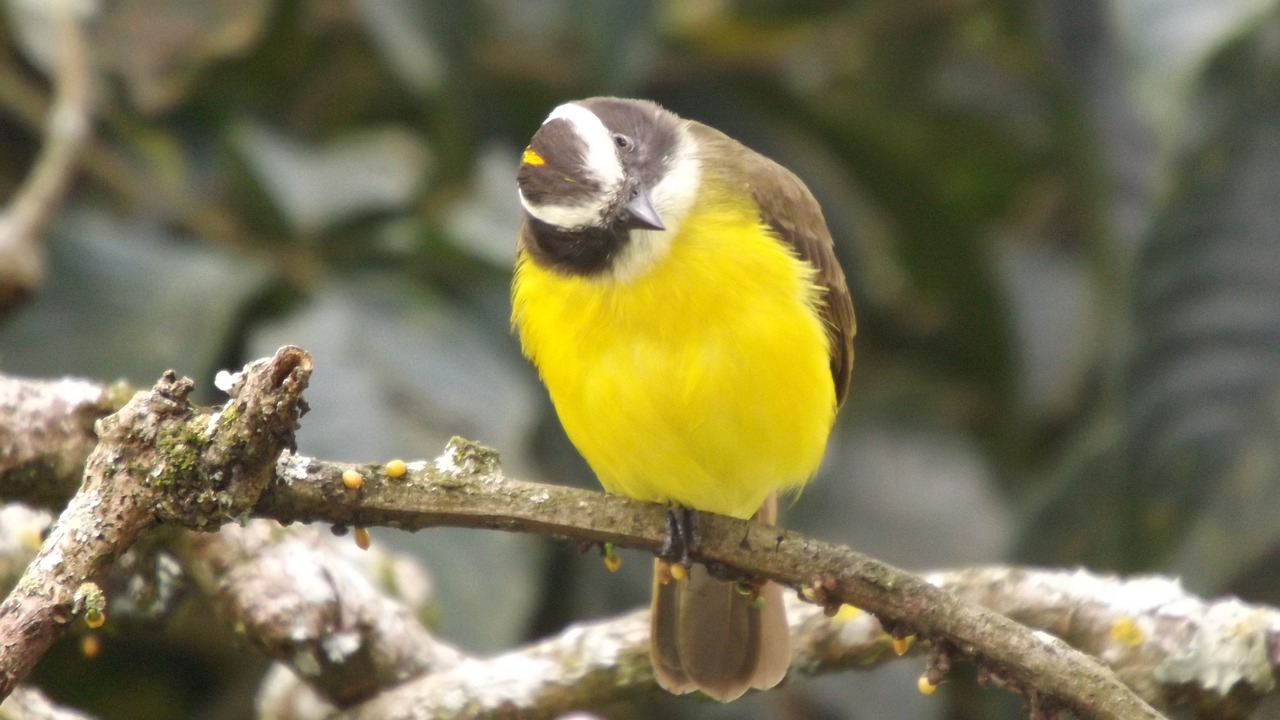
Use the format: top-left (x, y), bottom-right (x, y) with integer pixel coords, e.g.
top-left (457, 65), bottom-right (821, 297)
top-left (0, 347), bottom-right (311, 698)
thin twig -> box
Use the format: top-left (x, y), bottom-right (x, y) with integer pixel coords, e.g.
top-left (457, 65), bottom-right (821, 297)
top-left (0, 0), bottom-right (92, 314)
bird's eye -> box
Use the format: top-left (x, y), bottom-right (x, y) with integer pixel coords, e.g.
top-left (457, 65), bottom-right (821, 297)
top-left (613, 133), bottom-right (633, 150)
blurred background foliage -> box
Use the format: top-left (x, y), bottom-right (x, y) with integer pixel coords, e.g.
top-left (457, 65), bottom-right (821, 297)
top-left (2, 0), bottom-right (1280, 718)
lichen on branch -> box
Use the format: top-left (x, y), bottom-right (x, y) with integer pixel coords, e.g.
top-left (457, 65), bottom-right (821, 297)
top-left (0, 346), bottom-right (311, 700)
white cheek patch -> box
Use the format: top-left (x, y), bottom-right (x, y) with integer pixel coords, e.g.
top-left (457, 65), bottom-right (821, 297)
top-left (606, 123), bottom-right (702, 284)
top-left (545, 103), bottom-right (624, 188)
top-left (648, 123), bottom-right (701, 230)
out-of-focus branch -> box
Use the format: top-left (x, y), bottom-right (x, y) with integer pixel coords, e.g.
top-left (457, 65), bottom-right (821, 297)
top-left (933, 567), bottom-right (1280, 718)
top-left (0, 0), bottom-right (93, 315)
top-left (349, 566), bottom-right (1280, 720)
top-left (0, 347), bottom-right (311, 701)
top-left (348, 598), bottom-right (898, 720)
top-left (0, 506), bottom-right (53, 592)
top-left (180, 521), bottom-right (465, 708)
top-left (260, 601), bottom-right (867, 720)
top-left (0, 377), bottom-right (130, 508)
top-left (254, 664), bottom-right (343, 720)
top-left (0, 15), bottom-right (308, 287)
top-left (352, 607), bottom-right (652, 719)
top-left (0, 686), bottom-right (97, 720)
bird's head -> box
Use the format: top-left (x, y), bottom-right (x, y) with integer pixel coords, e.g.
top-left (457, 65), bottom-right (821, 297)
top-left (517, 98), bottom-right (690, 236)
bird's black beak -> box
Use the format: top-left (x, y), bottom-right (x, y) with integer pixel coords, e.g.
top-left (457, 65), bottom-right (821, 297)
top-left (620, 184), bottom-right (665, 231)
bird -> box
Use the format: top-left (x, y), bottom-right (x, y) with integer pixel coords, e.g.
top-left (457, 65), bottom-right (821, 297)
top-left (510, 97), bottom-right (854, 702)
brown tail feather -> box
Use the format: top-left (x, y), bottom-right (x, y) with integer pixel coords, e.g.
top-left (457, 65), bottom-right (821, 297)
top-left (650, 565), bottom-right (696, 695)
top-left (649, 495), bottom-right (791, 702)
top-left (749, 579), bottom-right (789, 690)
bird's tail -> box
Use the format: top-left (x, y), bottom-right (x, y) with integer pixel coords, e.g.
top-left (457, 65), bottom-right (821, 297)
top-left (649, 494), bottom-right (790, 702)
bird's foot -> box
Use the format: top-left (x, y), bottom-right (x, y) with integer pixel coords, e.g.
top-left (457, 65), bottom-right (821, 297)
top-left (658, 506), bottom-right (700, 569)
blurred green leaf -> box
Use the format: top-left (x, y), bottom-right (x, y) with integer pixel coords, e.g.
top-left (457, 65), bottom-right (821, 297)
top-left (992, 243), bottom-right (1096, 418)
top-left (1013, 418), bottom-right (1130, 568)
top-left (234, 122), bottom-right (431, 236)
top-left (1123, 24), bottom-right (1280, 579)
top-left (97, 0), bottom-right (272, 113)
top-left (1017, 18), bottom-right (1280, 575)
top-left (1112, 0), bottom-right (1279, 144)
top-left (809, 422), bottom-right (1010, 569)
top-left (578, 0), bottom-right (658, 94)
top-left (445, 144), bottom-right (524, 268)
top-left (354, 0), bottom-right (446, 96)
top-left (0, 206), bottom-right (269, 385)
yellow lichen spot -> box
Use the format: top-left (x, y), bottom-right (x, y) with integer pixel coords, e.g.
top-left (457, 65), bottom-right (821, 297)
top-left (342, 469), bottom-right (364, 490)
top-left (668, 563), bottom-right (687, 582)
top-left (74, 582), bottom-right (106, 628)
top-left (891, 635), bottom-right (914, 656)
top-left (832, 604), bottom-right (861, 623)
top-left (521, 147), bottom-right (545, 166)
top-left (1110, 617), bottom-right (1144, 647)
top-left (917, 674), bottom-right (937, 696)
top-left (385, 459), bottom-right (407, 479)
top-left (354, 526), bottom-right (372, 551)
top-left (81, 634), bottom-right (101, 659)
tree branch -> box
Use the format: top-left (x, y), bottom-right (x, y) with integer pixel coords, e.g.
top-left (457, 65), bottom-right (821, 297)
top-left (0, 347), bottom-right (311, 699)
top-left (0, 686), bottom-right (97, 720)
top-left (345, 598), bottom-right (901, 719)
top-left (932, 567), bottom-right (1280, 718)
top-left (0, 377), bottom-right (129, 509)
top-left (7, 361), bottom-right (1272, 716)
top-left (255, 442), bottom-right (1161, 719)
top-left (0, 0), bottom-right (92, 315)
top-left (347, 564), bottom-right (1280, 720)
top-left (179, 521), bottom-right (465, 708)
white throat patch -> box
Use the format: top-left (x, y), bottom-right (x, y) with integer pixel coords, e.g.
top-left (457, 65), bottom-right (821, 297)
top-left (606, 122), bottom-right (701, 285)
top-left (518, 103), bottom-right (623, 230)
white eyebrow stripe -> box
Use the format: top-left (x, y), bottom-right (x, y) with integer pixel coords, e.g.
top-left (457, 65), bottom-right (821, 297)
top-left (544, 102), bottom-right (624, 188)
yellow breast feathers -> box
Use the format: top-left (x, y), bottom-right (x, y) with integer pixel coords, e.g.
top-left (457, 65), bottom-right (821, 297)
top-left (512, 200), bottom-right (836, 519)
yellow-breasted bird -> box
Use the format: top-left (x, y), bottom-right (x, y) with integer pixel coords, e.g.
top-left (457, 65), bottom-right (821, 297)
top-left (511, 97), bottom-right (854, 702)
